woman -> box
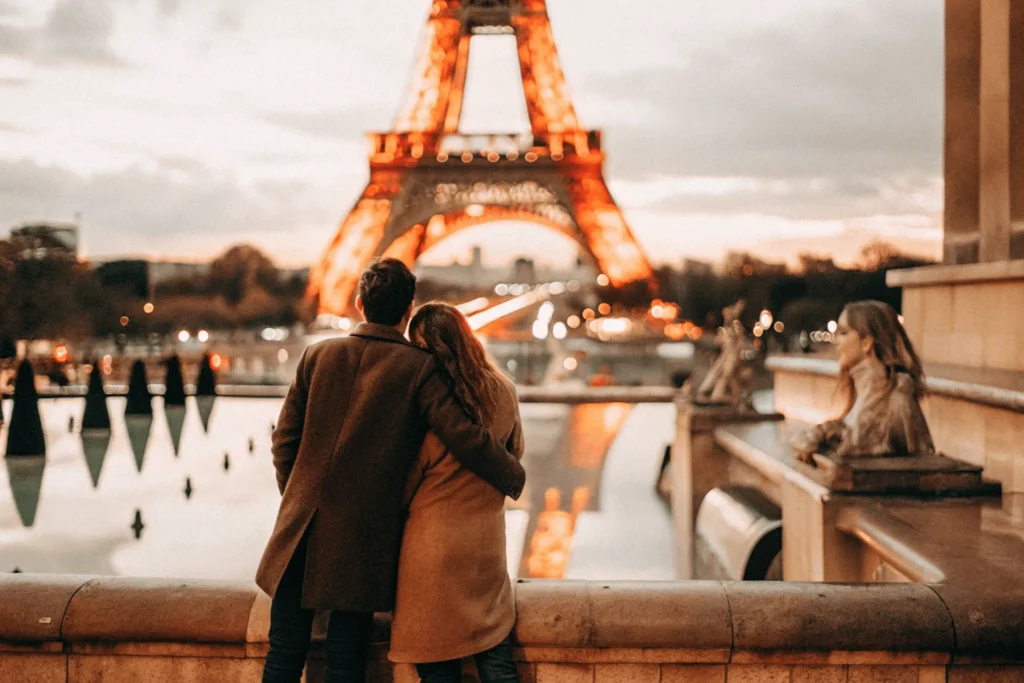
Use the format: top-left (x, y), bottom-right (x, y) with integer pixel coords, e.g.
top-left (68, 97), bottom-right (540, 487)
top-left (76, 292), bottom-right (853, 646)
top-left (793, 300), bottom-right (934, 462)
top-left (390, 302), bottom-right (525, 683)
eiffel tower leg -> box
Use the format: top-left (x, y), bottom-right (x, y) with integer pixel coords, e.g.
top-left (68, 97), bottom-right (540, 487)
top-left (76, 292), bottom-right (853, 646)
top-left (307, 181), bottom-right (397, 315)
top-left (380, 221), bottom-right (428, 267)
top-left (565, 168), bottom-right (655, 288)
top-left (514, 2), bottom-right (579, 136)
top-left (394, 3), bottom-right (466, 134)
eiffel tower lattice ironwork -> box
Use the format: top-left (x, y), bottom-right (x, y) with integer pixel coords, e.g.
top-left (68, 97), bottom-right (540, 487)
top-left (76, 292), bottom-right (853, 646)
top-left (308, 0), bottom-right (655, 314)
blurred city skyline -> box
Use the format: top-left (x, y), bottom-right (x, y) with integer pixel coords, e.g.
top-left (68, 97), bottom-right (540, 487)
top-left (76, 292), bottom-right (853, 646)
top-left (0, 0), bottom-right (944, 268)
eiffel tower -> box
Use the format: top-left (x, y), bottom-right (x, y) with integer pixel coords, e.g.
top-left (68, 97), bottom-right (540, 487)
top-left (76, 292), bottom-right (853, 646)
top-left (308, 0), bottom-right (655, 314)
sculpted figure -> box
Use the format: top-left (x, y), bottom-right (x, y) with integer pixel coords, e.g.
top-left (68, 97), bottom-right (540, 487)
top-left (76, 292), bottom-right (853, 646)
top-left (697, 300), bottom-right (755, 408)
top-left (793, 301), bottom-right (934, 463)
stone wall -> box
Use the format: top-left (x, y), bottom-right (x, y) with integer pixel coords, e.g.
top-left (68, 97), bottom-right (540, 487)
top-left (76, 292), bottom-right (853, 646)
top-left (888, 262), bottom-right (1024, 373)
top-left (3, 575), bottom-right (1023, 683)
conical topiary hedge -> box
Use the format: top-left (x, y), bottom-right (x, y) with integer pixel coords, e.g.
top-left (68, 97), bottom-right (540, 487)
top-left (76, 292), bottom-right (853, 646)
top-left (124, 360), bottom-right (153, 416)
top-left (6, 360), bottom-right (45, 457)
top-left (81, 361), bottom-right (111, 430)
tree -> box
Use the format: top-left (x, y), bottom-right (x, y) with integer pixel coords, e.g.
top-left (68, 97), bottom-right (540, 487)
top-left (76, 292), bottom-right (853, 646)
top-left (207, 244), bottom-right (280, 306)
top-left (858, 241), bottom-right (934, 272)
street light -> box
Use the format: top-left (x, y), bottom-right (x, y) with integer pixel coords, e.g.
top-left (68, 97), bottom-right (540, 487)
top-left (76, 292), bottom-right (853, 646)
top-left (143, 302), bottom-right (154, 314)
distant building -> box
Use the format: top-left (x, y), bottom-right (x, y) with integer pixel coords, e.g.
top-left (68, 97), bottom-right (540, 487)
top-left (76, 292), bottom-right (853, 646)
top-left (681, 258), bottom-right (714, 277)
top-left (96, 260), bottom-right (150, 299)
top-left (147, 261), bottom-right (211, 285)
top-left (9, 221), bottom-right (79, 261)
top-left (798, 254), bottom-right (839, 274)
top-left (723, 251), bottom-right (787, 278)
top-left (511, 258), bottom-right (536, 284)
top-left (415, 246), bottom-right (596, 288)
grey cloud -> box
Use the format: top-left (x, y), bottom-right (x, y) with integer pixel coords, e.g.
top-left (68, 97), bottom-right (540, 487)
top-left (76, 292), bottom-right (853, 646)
top-left (0, 22), bottom-right (32, 55)
top-left (41, 0), bottom-right (122, 66)
top-left (263, 108), bottom-right (390, 141)
top-left (158, 0), bottom-right (181, 17)
top-left (635, 173), bottom-right (940, 222)
top-left (214, 6), bottom-right (242, 32)
top-left (0, 159), bottom-right (340, 259)
top-left (589, 1), bottom-right (942, 182)
top-left (0, 0), bottom-right (122, 67)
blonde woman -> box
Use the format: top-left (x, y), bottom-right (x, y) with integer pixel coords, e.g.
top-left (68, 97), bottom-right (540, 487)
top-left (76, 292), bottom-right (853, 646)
top-left (390, 302), bottom-right (525, 683)
top-left (793, 300), bottom-right (934, 461)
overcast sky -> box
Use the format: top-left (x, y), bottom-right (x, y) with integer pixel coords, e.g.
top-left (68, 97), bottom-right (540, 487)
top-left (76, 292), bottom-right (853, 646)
top-left (0, 0), bottom-right (945, 268)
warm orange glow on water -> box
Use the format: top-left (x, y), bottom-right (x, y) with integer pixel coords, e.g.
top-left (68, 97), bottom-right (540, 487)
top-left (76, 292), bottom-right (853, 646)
top-left (568, 403), bottom-right (632, 470)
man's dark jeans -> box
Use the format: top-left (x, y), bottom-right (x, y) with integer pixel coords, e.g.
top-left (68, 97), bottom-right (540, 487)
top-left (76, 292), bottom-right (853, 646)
top-left (415, 635), bottom-right (521, 683)
top-left (262, 537), bottom-right (373, 683)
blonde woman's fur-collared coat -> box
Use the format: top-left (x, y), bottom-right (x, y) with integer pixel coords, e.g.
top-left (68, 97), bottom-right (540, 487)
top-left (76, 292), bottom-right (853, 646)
top-left (792, 358), bottom-right (934, 458)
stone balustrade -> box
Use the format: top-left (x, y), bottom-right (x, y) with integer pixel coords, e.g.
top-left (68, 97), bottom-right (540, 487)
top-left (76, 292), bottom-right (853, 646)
top-left (29, 384), bottom-right (680, 404)
top-left (3, 574), bottom-right (1023, 682)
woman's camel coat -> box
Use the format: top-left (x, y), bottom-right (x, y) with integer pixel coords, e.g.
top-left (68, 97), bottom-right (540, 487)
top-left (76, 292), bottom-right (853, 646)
top-left (389, 375), bottom-right (525, 663)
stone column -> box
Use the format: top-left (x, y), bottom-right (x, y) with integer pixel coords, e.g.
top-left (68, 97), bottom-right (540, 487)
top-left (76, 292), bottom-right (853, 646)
top-left (945, 0), bottom-right (981, 264)
top-left (1011, 1), bottom-right (1024, 258)
top-left (949, 0), bottom-right (1024, 263)
top-left (979, 0), bottom-right (1012, 261)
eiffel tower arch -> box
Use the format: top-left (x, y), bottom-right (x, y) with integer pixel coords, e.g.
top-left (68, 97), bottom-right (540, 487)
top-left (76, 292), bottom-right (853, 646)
top-left (308, 0), bottom-right (655, 314)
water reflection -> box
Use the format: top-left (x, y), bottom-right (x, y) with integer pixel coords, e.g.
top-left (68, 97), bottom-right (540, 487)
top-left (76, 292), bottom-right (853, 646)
top-left (5, 455), bottom-right (44, 527)
top-left (518, 403), bottom-right (635, 578)
top-left (1, 398), bottom-right (672, 580)
top-left (166, 405), bottom-right (186, 456)
top-left (196, 395), bottom-right (216, 432)
top-left (124, 414), bottom-right (153, 473)
top-left (81, 430), bottom-right (112, 489)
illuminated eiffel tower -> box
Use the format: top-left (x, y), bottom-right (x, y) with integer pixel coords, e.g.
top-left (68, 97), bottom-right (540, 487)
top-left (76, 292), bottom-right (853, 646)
top-left (308, 0), bottom-right (654, 314)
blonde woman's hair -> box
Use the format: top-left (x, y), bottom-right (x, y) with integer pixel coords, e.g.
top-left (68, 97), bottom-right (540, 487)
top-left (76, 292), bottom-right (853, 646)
top-left (836, 300), bottom-right (925, 417)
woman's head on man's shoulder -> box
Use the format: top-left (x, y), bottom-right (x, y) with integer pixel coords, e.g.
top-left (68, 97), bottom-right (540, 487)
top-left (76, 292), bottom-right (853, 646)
top-left (410, 301), bottom-right (507, 423)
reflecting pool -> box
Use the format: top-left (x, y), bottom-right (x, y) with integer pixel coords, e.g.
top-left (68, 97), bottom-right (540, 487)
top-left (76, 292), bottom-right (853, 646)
top-left (0, 397), bottom-right (674, 581)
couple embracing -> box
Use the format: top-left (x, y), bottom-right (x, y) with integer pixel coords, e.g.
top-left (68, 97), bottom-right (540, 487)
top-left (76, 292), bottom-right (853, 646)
top-left (255, 258), bottom-right (527, 683)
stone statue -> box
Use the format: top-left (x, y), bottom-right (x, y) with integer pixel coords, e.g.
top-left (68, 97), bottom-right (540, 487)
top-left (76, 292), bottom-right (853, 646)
top-left (696, 300), bottom-right (755, 410)
top-left (793, 300), bottom-right (935, 464)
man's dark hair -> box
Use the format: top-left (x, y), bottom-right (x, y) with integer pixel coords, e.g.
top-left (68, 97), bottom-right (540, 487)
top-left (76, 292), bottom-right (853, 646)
top-left (358, 258), bottom-right (417, 326)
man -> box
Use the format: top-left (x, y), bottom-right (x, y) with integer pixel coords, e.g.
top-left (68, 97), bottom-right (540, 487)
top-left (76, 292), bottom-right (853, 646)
top-left (256, 258), bottom-right (526, 683)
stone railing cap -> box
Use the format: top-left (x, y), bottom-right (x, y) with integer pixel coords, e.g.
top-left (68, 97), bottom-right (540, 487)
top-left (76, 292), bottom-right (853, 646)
top-left (886, 260), bottom-right (1024, 288)
top-left (3, 577), bottom-right (1024, 659)
top-left (0, 574), bottom-right (93, 642)
top-left (61, 577), bottom-right (262, 644)
top-left (726, 582), bottom-right (954, 653)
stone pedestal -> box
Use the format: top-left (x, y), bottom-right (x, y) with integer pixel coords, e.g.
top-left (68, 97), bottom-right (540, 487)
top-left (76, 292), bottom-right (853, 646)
top-left (888, 263), bottom-right (1024, 518)
top-left (669, 399), bottom-right (782, 579)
